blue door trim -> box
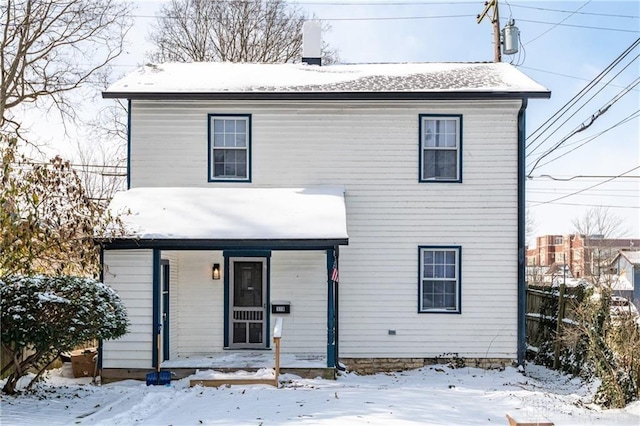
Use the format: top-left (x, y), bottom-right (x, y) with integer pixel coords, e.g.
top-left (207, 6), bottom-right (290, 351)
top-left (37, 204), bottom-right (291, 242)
top-left (152, 249), bottom-right (161, 368)
top-left (160, 260), bottom-right (170, 361)
top-left (326, 249), bottom-right (336, 368)
top-left (223, 250), bottom-right (272, 349)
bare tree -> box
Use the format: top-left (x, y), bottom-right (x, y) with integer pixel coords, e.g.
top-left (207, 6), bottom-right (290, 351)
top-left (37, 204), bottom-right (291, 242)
top-left (147, 0), bottom-right (337, 64)
top-left (0, 0), bottom-right (133, 135)
top-left (572, 206), bottom-right (627, 285)
top-left (73, 133), bottom-right (127, 209)
top-left (566, 206), bottom-right (639, 408)
top-left (74, 70), bottom-right (128, 206)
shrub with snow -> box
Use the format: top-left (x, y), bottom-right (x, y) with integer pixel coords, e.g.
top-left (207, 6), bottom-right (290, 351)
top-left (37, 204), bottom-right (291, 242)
top-left (0, 275), bottom-right (128, 395)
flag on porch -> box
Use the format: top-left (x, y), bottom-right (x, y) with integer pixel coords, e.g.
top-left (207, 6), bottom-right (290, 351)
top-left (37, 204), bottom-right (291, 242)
top-left (331, 258), bottom-right (339, 283)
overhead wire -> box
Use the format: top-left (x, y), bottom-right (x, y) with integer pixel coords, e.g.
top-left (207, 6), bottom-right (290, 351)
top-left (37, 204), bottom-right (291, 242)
top-left (529, 174), bottom-right (640, 181)
top-left (508, 18), bottom-right (638, 33)
top-left (523, 0), bottom-right (592, 46)
top-left (527, 201), bottom-right (639, 209)
top-left (529, 166), bottom-right (640, 206)
top-left (527, 74), bottom-right (640, 175)
top-left (509, 4), bottom-right (640, 19)
top-left (525, 38), bottom-right (640, 152)
top-left (517, 66), bottom-right (639, 91)
top-left (533, 109), bottom-right (640, 170)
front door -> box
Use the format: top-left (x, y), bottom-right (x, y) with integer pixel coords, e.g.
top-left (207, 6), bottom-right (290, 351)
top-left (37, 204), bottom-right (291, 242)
top-left (229, 258), bottom-right (267, 348)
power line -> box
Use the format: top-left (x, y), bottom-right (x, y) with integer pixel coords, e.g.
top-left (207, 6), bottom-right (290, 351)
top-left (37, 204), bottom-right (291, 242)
top-left (529, 174), bottom-right (640, 181)
top-left (523, 0), bottom-right (592, 46)
top-left (527, 74), bottom-right (640, 175)
top-left (525, 38), bottom-right (640, 153)
top-left (510, 4), bottom-right (640, 20)
top-left (7, 160), bottom-right (126, 169)
top-left (513, 18), bottom-right (639, 33)
top-left (131, 13), bottom-right (476, 22)
top-left (517, 66), bottom-right (640, 92)
top-left (528, 201), bottom-right (640, 209)
top-left (533, 109), bottom-right (640, 170)
top-left (528, 191), bottom-right (639, 199)
top-left (529, 166), bottom-right (640, 206)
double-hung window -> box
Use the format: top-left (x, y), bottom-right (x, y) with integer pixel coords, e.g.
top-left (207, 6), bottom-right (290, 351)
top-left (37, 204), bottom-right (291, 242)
top-left (419, 246), bottom-right (461, 313)
top-left (419, 115), bottom-right (462, 182)
top-left (208, 114), bottom-right (251, 182)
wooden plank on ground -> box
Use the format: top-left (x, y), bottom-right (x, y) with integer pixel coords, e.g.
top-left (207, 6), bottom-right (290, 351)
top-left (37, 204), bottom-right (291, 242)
top-left (190, 378), bottom-right (277, 387)
top-left (506, 414), bottom-right (554, 426)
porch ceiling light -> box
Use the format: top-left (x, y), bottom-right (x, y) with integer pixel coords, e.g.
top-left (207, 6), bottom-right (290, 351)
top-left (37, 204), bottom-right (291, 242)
top-left (212, 263), bottom-right (221, 280)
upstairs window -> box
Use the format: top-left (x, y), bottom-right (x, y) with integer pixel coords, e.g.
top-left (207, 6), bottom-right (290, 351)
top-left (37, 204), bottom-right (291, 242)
top-left (208, 114), bottom-right (251, 182)
top-left (419, 246), bottom-right (461, 313)
top-left (419, 115), bottom-right (462, 182)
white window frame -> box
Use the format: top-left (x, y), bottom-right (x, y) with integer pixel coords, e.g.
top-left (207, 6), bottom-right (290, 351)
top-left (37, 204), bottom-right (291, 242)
top-left (208, 114), bottom-right (251, 182)
top-left (419, 115), bottom-right (462, 182)
top-left (419, 246), bottom-right (461, 313)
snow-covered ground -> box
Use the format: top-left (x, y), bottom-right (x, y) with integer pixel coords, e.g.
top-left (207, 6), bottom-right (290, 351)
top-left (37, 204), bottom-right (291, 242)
top-left (1, 364), bottom-right (638, 425)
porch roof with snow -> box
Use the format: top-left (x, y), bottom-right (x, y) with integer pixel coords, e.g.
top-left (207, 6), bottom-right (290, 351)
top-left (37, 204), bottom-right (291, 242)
top-left (101, 187), bottom-right (348, 250)
top-left (102, 62), bottom-right (550, 101)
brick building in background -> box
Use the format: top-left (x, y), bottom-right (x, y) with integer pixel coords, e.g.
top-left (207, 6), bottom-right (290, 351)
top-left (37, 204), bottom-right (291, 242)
top-left (527, 234), bottom-right (640, 278)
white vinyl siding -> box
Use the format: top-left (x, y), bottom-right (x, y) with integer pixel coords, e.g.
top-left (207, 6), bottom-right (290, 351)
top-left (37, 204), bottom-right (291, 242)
top-left (270, 251), bottom-right (326, 353)
top-left (128, 99), bottom-right (522, 360)
top-left (102, 249), bottom-right (153, 369)
top-left (175, 251), bottom-right (224, 355)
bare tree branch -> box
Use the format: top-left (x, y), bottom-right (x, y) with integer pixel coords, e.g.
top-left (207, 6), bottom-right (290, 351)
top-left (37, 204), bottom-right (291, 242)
top-left (0, 0), bottom-right (133, 133)
top-left (147, 0), bottom-right (338, 64)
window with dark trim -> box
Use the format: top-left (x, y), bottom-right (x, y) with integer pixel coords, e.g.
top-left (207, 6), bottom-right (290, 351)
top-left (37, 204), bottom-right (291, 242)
top-left (419, 115), bottom-right (462, 182)
top-left (419, 246), bottom-right (461, 313)
top-left (208, 114), bottom-right (251, 182)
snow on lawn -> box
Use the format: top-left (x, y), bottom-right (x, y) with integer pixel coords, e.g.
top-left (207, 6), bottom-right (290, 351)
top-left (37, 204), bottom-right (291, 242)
top-left (1, 365), bottom-right (638, 426)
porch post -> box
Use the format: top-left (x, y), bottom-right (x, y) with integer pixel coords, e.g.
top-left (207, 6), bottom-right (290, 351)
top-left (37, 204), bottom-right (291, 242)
top-left (326, 249), bottom-right (336, 368)
top-left (152, 248), bottom-right (160, 369)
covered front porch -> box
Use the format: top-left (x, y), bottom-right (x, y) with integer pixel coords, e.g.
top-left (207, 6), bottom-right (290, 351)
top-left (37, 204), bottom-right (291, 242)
top-left (99, 187), bottom-right (348, 383)
top-left (102, 351), bottom-right (334, 383)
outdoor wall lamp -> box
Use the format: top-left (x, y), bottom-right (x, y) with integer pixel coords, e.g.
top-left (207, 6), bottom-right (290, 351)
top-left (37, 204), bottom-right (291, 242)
top-left (212, 263), bottom-right (221, 280)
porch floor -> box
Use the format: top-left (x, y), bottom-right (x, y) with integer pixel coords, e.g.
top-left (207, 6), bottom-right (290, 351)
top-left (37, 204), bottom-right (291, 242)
top-left (101, 352), bottom-right (334, 383)
top-left (160, 351), bottom-right (326, 369)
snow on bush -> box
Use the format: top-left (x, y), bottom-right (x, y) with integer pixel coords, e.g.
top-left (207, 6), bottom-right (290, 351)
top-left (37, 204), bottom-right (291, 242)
top-left (0, 275), bottom-right (128, 395)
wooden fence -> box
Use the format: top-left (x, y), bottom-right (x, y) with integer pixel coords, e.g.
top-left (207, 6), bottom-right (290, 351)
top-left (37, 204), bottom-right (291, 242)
top-left (526, 284), bottom-right (585, 369)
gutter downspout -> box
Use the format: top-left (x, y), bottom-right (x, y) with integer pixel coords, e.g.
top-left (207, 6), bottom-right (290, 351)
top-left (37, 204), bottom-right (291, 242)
top-left (517, 98), bottom-right (528, 367)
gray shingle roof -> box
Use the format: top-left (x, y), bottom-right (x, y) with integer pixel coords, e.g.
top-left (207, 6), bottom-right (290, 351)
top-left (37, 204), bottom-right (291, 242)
top-left (104, 62), bottom-right (550, 99)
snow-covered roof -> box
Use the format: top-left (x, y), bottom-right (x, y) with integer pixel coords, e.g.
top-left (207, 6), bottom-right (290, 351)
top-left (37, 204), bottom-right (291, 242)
top-left (620, 250), bottom-right (640, 265)
top-left (103, 62), bottom-right (549, 99)
top-left (105, 187), bottom-right (348, 242)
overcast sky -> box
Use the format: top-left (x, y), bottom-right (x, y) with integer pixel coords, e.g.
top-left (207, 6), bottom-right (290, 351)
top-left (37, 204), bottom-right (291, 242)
top-left (26, 0), bottom-right (640, 241)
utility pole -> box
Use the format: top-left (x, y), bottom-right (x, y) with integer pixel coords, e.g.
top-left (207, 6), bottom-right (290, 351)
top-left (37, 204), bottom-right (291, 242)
top-left (477, 0), bottom-right (502, 62)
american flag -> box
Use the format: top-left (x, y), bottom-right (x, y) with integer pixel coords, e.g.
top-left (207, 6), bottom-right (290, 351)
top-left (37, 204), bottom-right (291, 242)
top-left (331, 259), bottom-right (339, 283)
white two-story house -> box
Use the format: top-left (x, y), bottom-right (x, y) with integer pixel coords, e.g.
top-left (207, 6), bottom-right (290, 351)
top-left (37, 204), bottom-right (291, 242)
top-left (99, 60), bottom-right (549, 382)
